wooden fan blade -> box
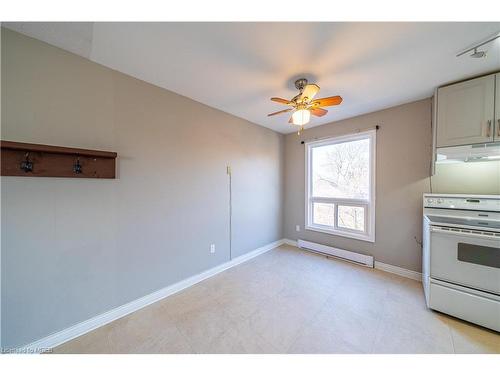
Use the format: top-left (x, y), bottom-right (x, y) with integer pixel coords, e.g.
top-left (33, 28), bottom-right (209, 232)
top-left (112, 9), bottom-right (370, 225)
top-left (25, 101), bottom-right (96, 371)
top-left (271, 97), bottom-right (291, 105)
top-left (310, 107), bottom-right (328, 117)
top-left (267, 108), bottom-right (292, 117)
top-left (300, 84), bottom-right (320, 101)
top-left (311, 95), bottom-right (343, 107)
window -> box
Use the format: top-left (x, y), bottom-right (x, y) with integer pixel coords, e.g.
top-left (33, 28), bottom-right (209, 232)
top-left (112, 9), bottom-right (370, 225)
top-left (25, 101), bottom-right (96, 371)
top-left (305, 130), bottom-right (376, 242)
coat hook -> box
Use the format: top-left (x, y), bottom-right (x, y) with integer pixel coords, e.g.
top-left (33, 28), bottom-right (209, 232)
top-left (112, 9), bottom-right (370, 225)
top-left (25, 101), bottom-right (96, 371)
top-left (73, 157), bottom-right (82, 174)
top-left (20, 152), bottom-right (33, 172)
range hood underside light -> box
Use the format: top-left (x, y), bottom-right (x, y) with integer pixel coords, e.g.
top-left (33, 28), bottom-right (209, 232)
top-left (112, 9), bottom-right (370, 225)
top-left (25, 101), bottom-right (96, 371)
top-left (436, 143), bottom-right (500, 164)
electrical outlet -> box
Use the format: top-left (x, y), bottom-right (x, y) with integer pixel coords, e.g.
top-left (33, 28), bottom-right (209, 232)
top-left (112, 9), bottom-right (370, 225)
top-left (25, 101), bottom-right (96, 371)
top-left (210, 244), bottom-right (216, 254)
top-left (296, 225), bottom-right (300, 232)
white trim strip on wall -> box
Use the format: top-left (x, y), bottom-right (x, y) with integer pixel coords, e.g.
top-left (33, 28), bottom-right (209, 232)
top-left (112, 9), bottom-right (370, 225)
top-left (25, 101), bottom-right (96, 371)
top-left (285, 238), bottom-right (422, 282)
top-left (282, 238), bottom-right (298, 247)
top-left (374, 261), bottom-right (423, 282)
top-left (18, 239), bottom-right (286, 354)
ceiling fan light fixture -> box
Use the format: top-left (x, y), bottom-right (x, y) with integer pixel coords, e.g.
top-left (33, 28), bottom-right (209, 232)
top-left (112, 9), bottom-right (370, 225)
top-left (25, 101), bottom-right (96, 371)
top-left (268, 78), bottom-right (342, 132)
top-left (292, 109), bottom-right (310, 126)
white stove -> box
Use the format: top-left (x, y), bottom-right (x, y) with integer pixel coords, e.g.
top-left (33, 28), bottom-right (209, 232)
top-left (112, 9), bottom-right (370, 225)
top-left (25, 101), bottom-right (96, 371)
top-left (422, 194), bottom-right (500, 332)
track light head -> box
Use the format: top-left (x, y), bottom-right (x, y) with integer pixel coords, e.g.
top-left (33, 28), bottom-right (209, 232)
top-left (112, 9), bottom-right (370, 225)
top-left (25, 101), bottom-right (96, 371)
top-left (470, 48), bottom-right (487, 58)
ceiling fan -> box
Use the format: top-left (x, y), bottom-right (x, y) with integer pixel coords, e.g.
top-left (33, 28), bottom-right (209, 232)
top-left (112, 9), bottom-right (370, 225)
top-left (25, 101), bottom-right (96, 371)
top-left (268, 78), bottom-right (343, 133)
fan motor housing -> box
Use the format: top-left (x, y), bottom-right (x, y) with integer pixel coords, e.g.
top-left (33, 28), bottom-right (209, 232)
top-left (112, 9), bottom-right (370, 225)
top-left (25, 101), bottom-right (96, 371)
top-left (294, 78), bottom-right (308, 91)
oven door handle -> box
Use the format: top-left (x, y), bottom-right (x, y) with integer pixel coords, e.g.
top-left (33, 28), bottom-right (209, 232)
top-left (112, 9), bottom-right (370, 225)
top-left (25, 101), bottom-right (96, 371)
top-left (430, 226), bottom-right (500, 240)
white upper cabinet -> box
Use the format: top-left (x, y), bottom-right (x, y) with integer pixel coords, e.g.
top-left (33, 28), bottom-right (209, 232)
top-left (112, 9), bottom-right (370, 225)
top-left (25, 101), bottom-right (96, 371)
top-left (436, 74), bottom-right (496, 147)
top-left (496, 74), bottom-right (500, 141)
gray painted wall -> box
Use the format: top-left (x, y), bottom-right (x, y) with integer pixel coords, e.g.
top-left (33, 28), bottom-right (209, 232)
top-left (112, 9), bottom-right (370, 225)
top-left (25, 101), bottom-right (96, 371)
top-left (284, 99), bottom-right (433, 272)
top-left (2, 27), bottom-right (497, 349)
top-left (283, 98), bottom-right (499, 272)
top-left (1, 29), bottom-right (284, 348)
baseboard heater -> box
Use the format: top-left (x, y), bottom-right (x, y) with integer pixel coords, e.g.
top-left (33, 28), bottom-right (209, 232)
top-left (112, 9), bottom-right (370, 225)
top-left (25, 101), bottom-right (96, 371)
top-left (297, 239), bottom-right (374, 267)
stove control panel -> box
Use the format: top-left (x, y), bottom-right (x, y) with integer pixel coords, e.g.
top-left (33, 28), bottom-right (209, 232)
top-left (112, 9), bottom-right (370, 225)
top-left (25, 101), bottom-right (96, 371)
top-left (423, 194), bottom-right (500, 212)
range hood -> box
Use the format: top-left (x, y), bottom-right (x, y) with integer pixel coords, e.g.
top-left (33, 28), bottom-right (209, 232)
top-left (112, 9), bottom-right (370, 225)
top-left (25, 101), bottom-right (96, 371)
top-left (436, 142), bottom-right (500, 163)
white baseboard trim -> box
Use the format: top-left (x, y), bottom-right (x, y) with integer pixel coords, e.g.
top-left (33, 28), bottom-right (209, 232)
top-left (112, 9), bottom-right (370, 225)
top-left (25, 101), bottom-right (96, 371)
top-left (19, 239), bottom-right (285, 353)
top-left (284, 238), bottom-right (421, 282)
top-left (374, 261), bottom-right (422, 282)
top-left (282, 238), bottom-right (298, 247)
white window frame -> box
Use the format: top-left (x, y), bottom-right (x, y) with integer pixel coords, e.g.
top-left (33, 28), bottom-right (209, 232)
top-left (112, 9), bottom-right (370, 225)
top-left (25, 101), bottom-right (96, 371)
top-left (305, 129), bottom-right (376, 242)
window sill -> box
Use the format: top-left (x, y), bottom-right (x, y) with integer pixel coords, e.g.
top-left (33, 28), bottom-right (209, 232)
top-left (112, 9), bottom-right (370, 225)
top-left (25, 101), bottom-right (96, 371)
top-left (305, 225), bottom-right (375, 243)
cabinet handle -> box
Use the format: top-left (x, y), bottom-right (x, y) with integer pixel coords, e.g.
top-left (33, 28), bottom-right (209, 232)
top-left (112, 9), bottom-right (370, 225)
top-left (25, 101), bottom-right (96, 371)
top-left (486, 120), bottom-right (492, 137)
top-left (498, 119), bottom-right (500, 137)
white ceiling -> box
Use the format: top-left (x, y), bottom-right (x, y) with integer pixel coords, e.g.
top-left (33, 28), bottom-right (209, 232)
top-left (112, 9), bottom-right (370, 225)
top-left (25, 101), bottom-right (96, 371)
top-left (4, 22), bottom-right (500, 134)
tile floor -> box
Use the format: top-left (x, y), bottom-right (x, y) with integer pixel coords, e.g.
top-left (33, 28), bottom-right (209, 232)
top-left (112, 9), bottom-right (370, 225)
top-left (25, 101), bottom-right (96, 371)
top-left (53, 245), bottom-right (500, 354)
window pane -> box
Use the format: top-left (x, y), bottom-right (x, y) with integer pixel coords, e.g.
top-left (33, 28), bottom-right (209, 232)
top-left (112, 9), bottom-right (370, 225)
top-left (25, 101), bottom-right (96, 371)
top-left (337, 205), bottom-right (365, 232)
top-left (313, 202), bottom-right (334, 227)
top-left (312, 138), bottom-right (370, 199)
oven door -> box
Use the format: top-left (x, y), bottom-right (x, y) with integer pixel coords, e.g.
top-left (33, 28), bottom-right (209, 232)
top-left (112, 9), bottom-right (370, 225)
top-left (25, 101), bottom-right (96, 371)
top-left (430, 226), bottom-right (500, 295)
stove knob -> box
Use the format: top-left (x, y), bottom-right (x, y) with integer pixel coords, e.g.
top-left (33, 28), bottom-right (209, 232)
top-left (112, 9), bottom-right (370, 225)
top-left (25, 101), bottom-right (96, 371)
top-left (437, 198), bottom-right (444, 204)
top-left (427, 198), bottom-right (434, 204)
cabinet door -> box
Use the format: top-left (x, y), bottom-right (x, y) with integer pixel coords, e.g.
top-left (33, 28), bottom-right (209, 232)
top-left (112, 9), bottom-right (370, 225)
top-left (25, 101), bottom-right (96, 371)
top-left (436, 74), bottom-right (495, 147)
top-left (495, 74), bottom-right (500, 141)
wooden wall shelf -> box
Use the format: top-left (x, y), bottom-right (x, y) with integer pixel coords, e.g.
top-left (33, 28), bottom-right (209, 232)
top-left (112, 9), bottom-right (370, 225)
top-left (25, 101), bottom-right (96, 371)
top-left (1, 140), bottom-right (117, 178)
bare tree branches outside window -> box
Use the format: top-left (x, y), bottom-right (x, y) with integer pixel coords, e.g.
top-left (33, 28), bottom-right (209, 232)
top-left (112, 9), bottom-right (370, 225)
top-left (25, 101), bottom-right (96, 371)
top-left (311, 139), bottom-right (369, 231)
top-left (312, 139), bottom-right (369, 199)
